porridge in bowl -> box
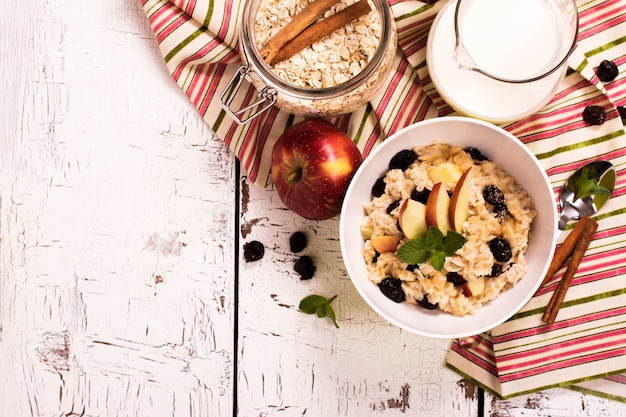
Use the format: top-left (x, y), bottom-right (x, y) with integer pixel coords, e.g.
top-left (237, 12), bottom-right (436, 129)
top-left (360, 143), bottom-right (537, 317)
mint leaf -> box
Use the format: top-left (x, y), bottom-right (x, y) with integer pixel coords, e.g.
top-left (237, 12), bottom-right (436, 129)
top-left (299, 295), bottom-right (338, 328)
top-left (442, 231), bottom-right (466, 256)
top-left (424, 226), bottom-right (444, 247)
top-left (571, 165), bottom-right (611, 200)
top-left (429, 251), bottom-right (446, 271)
top-left (325, 303), bottom-right (338, 328)
top-left (397, 239), bottom-right (431, 264)
top-left (299, 295), bottom-right (329, 314)
top-left (397, 226), bottom-right (466, 271)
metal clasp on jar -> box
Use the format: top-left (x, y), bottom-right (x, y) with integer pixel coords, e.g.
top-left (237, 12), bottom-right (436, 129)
top-left (220, 65), bottom-right (277, 124)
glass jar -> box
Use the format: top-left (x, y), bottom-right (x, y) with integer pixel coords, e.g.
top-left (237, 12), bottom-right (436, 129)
top-left (220, 0), bottom-right (397, 124)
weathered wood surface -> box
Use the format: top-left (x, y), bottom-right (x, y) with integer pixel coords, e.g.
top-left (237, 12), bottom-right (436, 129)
top-left (0, 1), bottom-right (236, 415)
top-left (0, 0), bottom-right (624, 416)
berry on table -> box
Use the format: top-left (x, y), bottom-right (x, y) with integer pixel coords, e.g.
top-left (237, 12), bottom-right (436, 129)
top-left (243, 240), bottom-right (265, 262)
top-left (294, 255), bottom-right (316, 280)
top-left (583, 105), bottom-right (606, 125)
top-left (378, 277), bottom-right (406, 303)
top-left (596, 60), bottom-right (618, 82)
top-left (289, 231), bottom-right (307, 253)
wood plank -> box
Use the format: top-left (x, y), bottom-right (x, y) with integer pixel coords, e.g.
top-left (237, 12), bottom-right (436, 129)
top-left (0, 1), bottom-right (236, 416)
top-left (484, 390), bottom-right (625, 416)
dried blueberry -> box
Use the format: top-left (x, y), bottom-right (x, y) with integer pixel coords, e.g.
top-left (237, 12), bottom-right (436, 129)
top-left (489, 237), bottom-right (512, 263)
top-left (406, 264), bottom-right (420, 272)
top-left (294, 255), bottom-right (316, 280)
top-left (483, 185), bottom-right (505, 204)
top-left (490, 263), bottom-right (503, 277)
top-left (378, 277), bottom-right (406, 303)
top-left (372, 177), bottom-right (386, 197)
top-left (389, 149), bottom-right (418, 171)
top-left (464, 147), bottom-right (489, 162)
top-left (596, 60), bottom-right (618, 82)
top-left (583, 105), bottom-right (606, 125)
top-left (446, 272), bottom-right (468, 286)
top-left (387, 200), bottom-right (401, 214)
top-left (372, 252), bottom-right (380, 263)
top-left (493, 203), bottom-right (510, 220)
top-left (289, 231), bottom-right (307, 253)
top-left (243, 240), bottom-right (265, 262)
top-left (411, 188), bottom-right (431, 205)
top-left (417, 295), bottom-right (438, 310)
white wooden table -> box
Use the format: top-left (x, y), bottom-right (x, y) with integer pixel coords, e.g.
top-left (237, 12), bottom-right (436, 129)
top-left (1, 1), bottom-right (624, 416)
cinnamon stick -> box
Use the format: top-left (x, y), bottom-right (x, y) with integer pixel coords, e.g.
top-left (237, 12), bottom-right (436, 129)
top-left (538, 216), bottom-right (594, 289)
top-left (259, 0), bottom-right (339, 64)
top-left (542, 216), bottom-right (598, 324)
top-left (270, 0), bottom-right (372, 65)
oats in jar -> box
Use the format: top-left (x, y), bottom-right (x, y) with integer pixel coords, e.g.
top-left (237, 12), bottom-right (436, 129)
top-left (360, 143), bottom-right (537, 317)
top-left (255, 0), bottom-right (382, 89)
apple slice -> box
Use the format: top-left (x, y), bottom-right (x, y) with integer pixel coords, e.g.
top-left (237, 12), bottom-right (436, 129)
top-left (360, 223), bottom-right (374, 240)
top-left (428, 162), bottom-right (463, 186)
top-left (449, 167), bottom-right (473, 233)
top-left (398, 199), bottom-right (428, 239)
top-left (462, 276), bottom-right (486, 297)
top-left (371, 235), bottom-right (400, 253)
top-left (425, 182), bottom-right (452, 235)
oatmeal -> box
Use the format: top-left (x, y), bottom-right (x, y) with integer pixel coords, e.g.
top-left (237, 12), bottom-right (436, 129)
top-left (360, 143), bottom-right (537, 317)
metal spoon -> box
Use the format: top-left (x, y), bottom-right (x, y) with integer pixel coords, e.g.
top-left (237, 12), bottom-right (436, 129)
top-left (557, 160), bottom-right (616, 230)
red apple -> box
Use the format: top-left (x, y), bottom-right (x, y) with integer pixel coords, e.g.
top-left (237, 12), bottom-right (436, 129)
top-left (449, 167), bottom-right (473, 233)
top-left (425, 182), bottom-right (452, 235)
top-left (371, 235), bottom-right (400, 253)
top-left (462, 276), bottom-right (486, 297)
top-left (271, 119), bottom-right (363, 220)
top-left (398, 198), bottom-right (428, 239)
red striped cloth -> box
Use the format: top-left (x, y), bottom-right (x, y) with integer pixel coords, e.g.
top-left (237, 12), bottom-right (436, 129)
top-left (142, 0), bottom-right (626, 399)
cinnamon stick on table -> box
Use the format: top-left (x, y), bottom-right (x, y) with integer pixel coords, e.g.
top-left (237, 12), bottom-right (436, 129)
top-left (259, 0), bottom-right (339, 64)
top-left (537, 216), bottom-right (595, 290)
top-left (270, 0), bottom-right (372, 65)
top-left (542, 216), bottom-right (598, 324)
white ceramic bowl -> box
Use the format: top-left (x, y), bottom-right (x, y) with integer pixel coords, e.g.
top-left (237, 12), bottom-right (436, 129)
top-left (339, 117), bottom-right (557, 338)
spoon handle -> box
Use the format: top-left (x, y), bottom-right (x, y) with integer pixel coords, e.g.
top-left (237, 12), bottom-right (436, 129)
top-left (558, 202), bottom-right (580, 230)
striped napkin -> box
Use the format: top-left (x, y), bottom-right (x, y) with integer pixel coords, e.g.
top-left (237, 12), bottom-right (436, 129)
top-left (142, 0), bottom-right (626, 400)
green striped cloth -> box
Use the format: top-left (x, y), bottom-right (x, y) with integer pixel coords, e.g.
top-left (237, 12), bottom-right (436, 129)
top-left (142, 0), bottom-right (626, 400)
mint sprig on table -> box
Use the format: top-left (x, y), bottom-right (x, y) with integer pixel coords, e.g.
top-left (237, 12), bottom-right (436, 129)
top-left (570, 164), bottom-right (612, 201)
top-left (299, 295), bottom-right (339, 328)
top-left (397, 226), bottom-right (466, 271)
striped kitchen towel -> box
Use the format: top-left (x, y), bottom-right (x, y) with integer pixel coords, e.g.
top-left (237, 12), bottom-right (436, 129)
top-left (142, 0), bottom-right (626, 399)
